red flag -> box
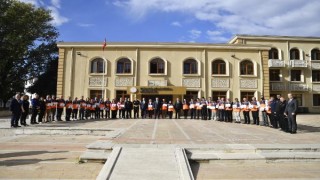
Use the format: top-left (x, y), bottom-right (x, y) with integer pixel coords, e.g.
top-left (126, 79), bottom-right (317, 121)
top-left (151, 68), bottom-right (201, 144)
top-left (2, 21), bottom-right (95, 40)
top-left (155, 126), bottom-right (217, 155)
top-left (102, 38), bottom-right (107, 51)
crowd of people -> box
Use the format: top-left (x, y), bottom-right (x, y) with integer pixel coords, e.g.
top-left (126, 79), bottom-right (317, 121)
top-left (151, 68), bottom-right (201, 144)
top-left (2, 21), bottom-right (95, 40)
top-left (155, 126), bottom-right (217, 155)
top-left (9, 93), bottom-right (299, 134)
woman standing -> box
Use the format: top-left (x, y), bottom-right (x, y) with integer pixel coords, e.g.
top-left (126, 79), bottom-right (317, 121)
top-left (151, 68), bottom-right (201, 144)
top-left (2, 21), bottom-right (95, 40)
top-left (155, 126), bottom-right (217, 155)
top-left (233, 98), bottom-right (241, 123)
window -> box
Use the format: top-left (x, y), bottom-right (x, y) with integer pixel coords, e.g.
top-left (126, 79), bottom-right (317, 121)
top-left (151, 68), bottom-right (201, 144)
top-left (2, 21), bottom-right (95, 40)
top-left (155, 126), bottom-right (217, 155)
top-left (183, 59), bottom-right (198, 74)
top-left (117, 58), bottom-right (131, 74)
top-left (212, 91), bottom-right (227, 101)
top-left (312, 70), bottom-right (320, 82)
top-left (116, 90), bottom-right (129, 100)
top-left (313, 94), bottom-right (320, 106)
top-left (290, 48), bottom-right (300, 60)
top-left (91, 58), bottom-right (105, 73)
top-left (240, 60), bottom-right (254, 75)
top-left (269, 48), bottom-right (279, 59)
top-left (292, 94), bottom-right (302, 106)
top-left (290, 70), bottom-right (301, 81)
top-left (311, 48), bottom-right (320, 60)
top-left (270, 69), bottom-right (281, 81)
top-left (150, 58), bottom-right (165, 74)
top-left (90, 90), bottom-right (104, 99)
top-left (183, 91), bottom-right (199, 101)
top-left (212, 60), bottom-right (226, 75)
top-left (241, 92), bottom-right (255, 101)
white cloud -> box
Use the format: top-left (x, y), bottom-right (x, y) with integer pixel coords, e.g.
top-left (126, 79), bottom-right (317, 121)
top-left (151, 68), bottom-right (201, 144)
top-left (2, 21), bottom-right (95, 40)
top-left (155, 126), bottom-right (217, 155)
top-left (189, 29), bottom-right (201, 39)
top-left (18, 0), bottom-right (69, 26)
top-left (113, 0), bottom-right (320, 42)
top-left (78, 23), bottom-right (95, 27)
top-left (171, 21), bottom-right (182, 27)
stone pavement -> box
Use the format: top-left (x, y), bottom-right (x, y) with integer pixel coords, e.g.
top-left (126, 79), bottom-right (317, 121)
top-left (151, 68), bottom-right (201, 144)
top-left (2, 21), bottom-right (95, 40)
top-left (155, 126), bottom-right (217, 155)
top-left (0, 114), bottom-right (320, 179)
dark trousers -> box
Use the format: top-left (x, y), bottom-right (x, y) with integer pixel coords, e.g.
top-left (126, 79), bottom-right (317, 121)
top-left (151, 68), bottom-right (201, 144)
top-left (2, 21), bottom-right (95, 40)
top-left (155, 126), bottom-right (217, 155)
top-left (79, 108), bottom-right (85, 120)
top-left (190, 109), bottom-right (196, 119)
top-left (168, 111), bottom-right (173, 119)
top-left (278, 114), bottom-right (287, 131)
top-left (207, 109), bottom-right (212, 120)
top-left (95, 109), bottom-right (99, 119)
top-left (175, 109), bottom-right (181, 119)
top-left (51, 108), bottom-right (56, 121)
top-left (66, 109), bottom-right (72, 121)
top-left (243, 111), bottom-right (250, 124)
top-left (271, 113), bottom-right (278, 128)
top-left (119, 109), bottom-right (125, 118)
top-left (226, 110), bottom-right (233, 122)
top-left (11, 113), bottom-right (21, 127)
top-left (105, 110), bottom-right (110, 119)
top-left (72, 109), bottom-right (78, 119)
top-left (252, 111), bottom-right (259, 125)
top-left (288, 114), bottom-right (297, 133)
top-left (148, 110), bottom-right (153, 118)
top-left (162, 110), bottom-right (167, 119)
top-left (126, 109), bottom-right (132, 119)
top-left (57, 108), bottom-right (63, 120)
top-left (196, 110), bottom-right (201, 119)
top-left (141, 109), bottom-right (147, 118)
top-left (154, 109), bottom-right (160, 119)
top-left (111, 110), bottom-right (117, 118)
top-left (100, 110), bottom-right (104, 118)
top-left (85, 109), bottom-right (90, 119)
top-left (31, 108), bottom-right (38, 123)
top-left (133, 108), bottom-right (139, 118)
top-left (20, 111), bottom-right (28, 125)
top-left (219, 110), bottom-right (225, 121)
top-left (201, 107), bottom-right (207, 120)
top-left (183, 110), bottom-right (188, 119)
top-left (38, 110), bottom-right (45, 122)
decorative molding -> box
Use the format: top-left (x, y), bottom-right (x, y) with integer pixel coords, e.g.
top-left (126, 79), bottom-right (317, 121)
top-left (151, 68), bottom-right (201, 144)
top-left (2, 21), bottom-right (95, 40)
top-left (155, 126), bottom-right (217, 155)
top-left (270, 82), bottom-right (286, 91)
top-left (312, 84), bottom-right (320, 91)
top-left (311, 62), bottom-right (320, 69)
top-left (290, 60), bottom-right (308, 67)
top-left (211, 78), bottom-right (229, 88)
top-left (289, 83), bottom-right (308, 91)
top-left (89, 77), bottom-right (107, 87)
top-left (240, 79), bottom-right (257, 89)
top-left (182, 78), bottom-right (201, 88)
top-left (115, 77), bottom-right (134, 87)
top-left (268, 59), bottom-right (285, 67)
top-left (148, 80), bottom-right (167, 86)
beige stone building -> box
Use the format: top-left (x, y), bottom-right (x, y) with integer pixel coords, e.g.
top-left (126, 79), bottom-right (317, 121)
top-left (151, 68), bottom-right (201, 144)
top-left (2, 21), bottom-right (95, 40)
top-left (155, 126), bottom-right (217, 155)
top-left (57, 35), bottom-right (320, 113)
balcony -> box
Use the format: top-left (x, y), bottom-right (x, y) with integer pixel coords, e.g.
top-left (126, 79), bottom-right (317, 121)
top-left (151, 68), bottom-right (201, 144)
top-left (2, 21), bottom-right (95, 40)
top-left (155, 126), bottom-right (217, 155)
top-left (270, 82), bottom-right (286, 91)
top-left (311, 60), bottom-right (320, 69)
top-left (289, 60), bottom-right (308, 68)
top-left (268, 59), bottom-right (285, 67)
top-left (288, 83), bottom-right (309, 91)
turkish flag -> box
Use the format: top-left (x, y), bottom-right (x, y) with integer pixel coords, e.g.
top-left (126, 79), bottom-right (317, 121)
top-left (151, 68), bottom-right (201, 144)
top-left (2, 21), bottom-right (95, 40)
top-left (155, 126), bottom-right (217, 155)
top-left (102, 38), bottom-right (107, 51)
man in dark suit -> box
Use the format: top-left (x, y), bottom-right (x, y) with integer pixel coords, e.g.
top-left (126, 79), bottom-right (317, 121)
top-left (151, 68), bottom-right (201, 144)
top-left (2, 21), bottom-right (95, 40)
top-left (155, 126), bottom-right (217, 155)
top-left (174, 98), bottom-right (183, 119)
top-left (10, 94), bottom-right (22, 128)
top-left (284, 93), bottom-right (298, 134)
top-left (153, 97), bottom-right (161, 119)
top-left (140, 98), bottom-right (147, 119)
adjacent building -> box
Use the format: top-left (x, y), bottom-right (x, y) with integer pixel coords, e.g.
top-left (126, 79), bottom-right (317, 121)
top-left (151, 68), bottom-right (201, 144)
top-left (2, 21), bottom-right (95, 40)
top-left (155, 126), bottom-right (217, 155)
top-left (56, 35), bottom-right (320, 113)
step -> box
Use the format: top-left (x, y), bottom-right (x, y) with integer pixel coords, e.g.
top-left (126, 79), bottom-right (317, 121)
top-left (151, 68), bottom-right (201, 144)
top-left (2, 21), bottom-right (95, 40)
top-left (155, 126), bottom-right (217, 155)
top-left (79, 150), bottom-right (110, 163)
top-left (86, 140), bottom-right (114, 150)
top-left (12, 127), bottom-right (115, 136)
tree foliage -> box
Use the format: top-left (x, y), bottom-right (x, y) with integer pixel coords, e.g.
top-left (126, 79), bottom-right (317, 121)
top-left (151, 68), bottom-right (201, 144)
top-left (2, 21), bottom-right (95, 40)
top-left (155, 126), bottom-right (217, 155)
top-left (0, 0), bottom-right (58, 106)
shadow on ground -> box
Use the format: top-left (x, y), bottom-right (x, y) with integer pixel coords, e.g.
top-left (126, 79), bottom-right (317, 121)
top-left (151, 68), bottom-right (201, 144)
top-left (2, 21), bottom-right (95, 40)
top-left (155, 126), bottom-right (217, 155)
top-left (0, 151), bottom-right (67, 159)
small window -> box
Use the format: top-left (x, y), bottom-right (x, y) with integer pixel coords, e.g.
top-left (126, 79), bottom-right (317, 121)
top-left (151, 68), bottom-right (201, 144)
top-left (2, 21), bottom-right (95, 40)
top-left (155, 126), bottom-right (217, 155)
top-left (240, 60), bottom-right (254, 75)
top-left (241, 91), bottom-right (255, 101)
top-left (311, 48), bottom-right (320, 60)
top-left (183, 91), bottom-right (199, 101)
top-left (90, 90), bottom-right (104, 99)
top-left (269, 48), bottom-right (279, 59)
top-left (290, 48), bottom-right (300, 60)
top-left (212, 60), bottom-right (226, 75)
top-left (116, 90), bottom-right (129, 100)
top-left (291, 70), bottom-right (301, 81)
top-left (91, 58), bottom-right (105, 73)
top-left (117, 58), bottom-right (131, 74)
top-left (312, 70), bottom-right (320, 82)
top-left (270, 69), bottom-right (281, 81)
top-left (183, 59), bottom-right (198, 74)
top-left (150, 58), bottom-right (165, 74)
top-left (212, 91), bottom-right (227, 101)
top-left (313, 94), bottom-right (320, 106)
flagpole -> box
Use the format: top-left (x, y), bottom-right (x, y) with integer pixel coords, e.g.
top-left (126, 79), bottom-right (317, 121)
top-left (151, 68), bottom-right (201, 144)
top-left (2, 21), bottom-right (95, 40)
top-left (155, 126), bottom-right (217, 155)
top-left (102, 38), bottom-right (107, 100)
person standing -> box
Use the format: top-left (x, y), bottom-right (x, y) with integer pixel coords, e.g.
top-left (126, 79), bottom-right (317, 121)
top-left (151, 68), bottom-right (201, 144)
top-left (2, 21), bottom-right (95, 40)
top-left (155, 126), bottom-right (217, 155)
top-left (51, 95), bottom-right (58, 121)
top-left (161, 99), bottom-right (168, 119)
top-left (30, 94), bottom-right (40, 124)
top-left (45, 95), bottom-right (52, 122)
top-left (241, 98), bottom-right (250, 124)
top-left (20, 95), bottom-right (30, 126)
top-left (65, 96), bottom-right (72, 121)
top-left (168, 101), bottom-right (174, 119)
top-left (270, 97), bottom-right (278, 128)
top-left (99, 98), bottom-right (105, 119)
top-left (125, 98), bottom-right (133, 119)
top-left (218, 98), bottom-right (225, 121)
top-left (38, 97), bottom-right (46, 123)
top-left (110, 99), bottom-right (118, 119)
top-left (140, 98), bottom-right (147, 119)
top-left (211, 101), bottom-right (218, 121)
top-left (225, 98), bottom-right (233, 122)
top-left (233, 98), bottom-right (241, 123)
top-left (195, 98), bottom-right (202, 119)
top-left (10, 94), bottom-right (22, 128)
top-left (57, 96), bottom-right (65, 121)
top-left (72, 97), bottom-right (79, 120)
top-left (189, 99), bottom-right (196, 119)
top-left (133, 99), bottom-right (140, 119)
top-left (105, 98), bottom-right (111, 119)
top-left (174, 98), bottom-right (183, 119)
top-left (147, 99), bottom-right (154, 118)
top-left (207, 98), bottom-right (212, 120)
top-left (277, 97), bottom-right (287, 132)
top-left (250, 97), bottom-right (260, 125)
top-left (78, 96), bottom-right (86, 120)
top-left (182, 99), bottom-right (189, 119)
top-left (153, 97), bottom-right (161, 119)
top-left (201, 98), bottom-right (207, 120)
top-left (117, 97), bottom-right (125, 119)
top-left (284, 94), bottom-right (298, 134)
top-left (259, 97), bottom-right (268, 126)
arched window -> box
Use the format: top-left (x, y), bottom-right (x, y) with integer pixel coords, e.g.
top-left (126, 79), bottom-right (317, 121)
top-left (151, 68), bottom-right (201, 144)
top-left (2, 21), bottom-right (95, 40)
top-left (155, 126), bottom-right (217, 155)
top-left (240, 60), bottom-right (254, 75)
top-left (290, 48), bottom-right (300, 60)
top-left (311, 48), bottom-right (320, 60)
top-left (150, 58), bottom-right (165, 74)
top-left (269, 48), bottom-right (279, 59)
top-left (116, 58), bottom-right (131, 74)
top-left (91, 58), bottom-right (105, 73)
top-left (212, 59), bottom-right (226, 75)
top-left (183, 59), bottom-right (198, 74)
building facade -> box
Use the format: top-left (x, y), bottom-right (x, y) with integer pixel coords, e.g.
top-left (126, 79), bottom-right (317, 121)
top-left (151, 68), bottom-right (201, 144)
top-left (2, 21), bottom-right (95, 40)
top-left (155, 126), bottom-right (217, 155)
top-left (57, 35), bottom-right (320, 113)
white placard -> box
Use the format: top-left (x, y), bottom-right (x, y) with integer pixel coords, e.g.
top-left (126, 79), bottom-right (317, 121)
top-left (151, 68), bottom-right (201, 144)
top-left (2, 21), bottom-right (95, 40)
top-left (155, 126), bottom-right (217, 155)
top-left (225, 104), bottom-right (231, 108)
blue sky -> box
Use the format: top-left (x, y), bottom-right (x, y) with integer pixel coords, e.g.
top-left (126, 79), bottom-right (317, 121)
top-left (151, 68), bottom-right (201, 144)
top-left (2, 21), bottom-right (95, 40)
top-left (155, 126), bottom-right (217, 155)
top-left (20, 0), bottom-right (320, 43)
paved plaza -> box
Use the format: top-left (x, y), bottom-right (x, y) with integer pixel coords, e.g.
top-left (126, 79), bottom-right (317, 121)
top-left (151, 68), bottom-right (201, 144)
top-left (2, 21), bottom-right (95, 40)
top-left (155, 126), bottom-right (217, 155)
top-left (0, 114), bottom-right (320, 179)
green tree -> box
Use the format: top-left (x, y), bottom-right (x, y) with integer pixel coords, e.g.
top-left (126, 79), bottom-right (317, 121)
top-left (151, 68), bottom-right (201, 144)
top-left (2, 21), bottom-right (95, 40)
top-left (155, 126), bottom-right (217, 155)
top-left (0, 0), bottom-right (58, 107)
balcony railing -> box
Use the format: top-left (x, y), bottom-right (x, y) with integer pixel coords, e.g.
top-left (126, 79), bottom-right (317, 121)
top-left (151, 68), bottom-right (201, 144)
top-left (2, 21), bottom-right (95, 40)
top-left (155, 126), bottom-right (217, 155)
top-left (289, 60), bottom-right (308, 68)
top-left (288, 83), bottom-right (309, 91)
top-left (311, 60), bottom-right (320, 69)
top-left (268, 59), bottom-right (285, 67)
top-left (270, 82), bottom-right (286, 91)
